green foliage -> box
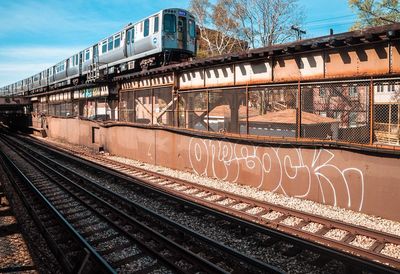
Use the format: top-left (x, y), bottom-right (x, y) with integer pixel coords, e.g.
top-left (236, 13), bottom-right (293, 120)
top-left (349, 0), bottom-right (400, 29)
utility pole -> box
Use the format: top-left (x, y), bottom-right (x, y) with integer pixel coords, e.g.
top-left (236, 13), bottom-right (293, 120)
top-left (291, 25), bottom-right (306, 40)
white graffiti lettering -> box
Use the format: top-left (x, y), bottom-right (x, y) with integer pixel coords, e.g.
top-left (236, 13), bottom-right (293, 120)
top-left (188, 138), bottom-right (365, 211)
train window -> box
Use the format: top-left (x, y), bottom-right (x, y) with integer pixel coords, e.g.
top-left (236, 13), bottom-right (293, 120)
top-left (131, 27), bottom-right (135, 43)
top-left (154, 16), bottom-right (159, 33)
top-left (144, 19), bottom-right (149, 37)
top-left (114, 34), bottom-right (121, 48)
top-left (189, 19), bottom-right (195, 38)
top-left (85, 49), bottom-right (90, 61)
top-left (127, 30), bottom-right (131, 45)
top-left (102, 41), bottom-right (107, 53)
top-left (164, 14), bottom-right (176, 33)
top-left (108, 37), bottom-right (113, 51)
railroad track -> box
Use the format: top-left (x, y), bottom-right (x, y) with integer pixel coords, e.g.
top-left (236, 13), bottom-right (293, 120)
top-left (17, 133), bottom-right (400, 273)
top-left (4, 133), bottom-right (399, 273)
top-left (0, 133), bottom-right (284, 273)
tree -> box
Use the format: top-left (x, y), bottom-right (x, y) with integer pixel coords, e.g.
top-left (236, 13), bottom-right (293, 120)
top-left (189, 0), bottom-right (304, 57)
top-left (349, 0), bottom-right (400, 30)
top-left (229, 0), bottom-right (304, 48)
top-left (190, 0), bottom-right (247, 57)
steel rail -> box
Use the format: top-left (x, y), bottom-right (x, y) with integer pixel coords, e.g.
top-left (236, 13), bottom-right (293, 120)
top-left (0, 134), bottom-right (258, 274)
top-left (10, 135), bottom-right (284, 274)
top-left (0, 136), bottom-right (233, 273)
top-left (0, 149), bottom-right (116, 274)
top-left (17, 133), bottom-right (400, 273)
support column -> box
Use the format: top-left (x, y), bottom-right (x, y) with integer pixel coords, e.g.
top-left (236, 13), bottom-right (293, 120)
top-left (296, 81), bottom-right (302, 138)
top-left (369, 78), bottom-right (374, 145)
top-left (229, 92), bottom-right (240, 133)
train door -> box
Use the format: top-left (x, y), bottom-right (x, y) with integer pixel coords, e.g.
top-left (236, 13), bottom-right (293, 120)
top-left (126, 27), bottom-right (135, 57)
top-left (177, 16), bottom-right (187, 49)
top-left (93, 44), bottom-right (99, 63)
top-left (79, 51), bottom-right (83, 75)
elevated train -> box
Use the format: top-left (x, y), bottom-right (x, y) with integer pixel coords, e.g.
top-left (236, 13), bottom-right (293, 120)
top-left (0, 8), bottom-right (196, 95)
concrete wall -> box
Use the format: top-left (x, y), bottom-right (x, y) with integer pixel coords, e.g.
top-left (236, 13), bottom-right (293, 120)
top-left (46, 116), bottom-right (400, 222)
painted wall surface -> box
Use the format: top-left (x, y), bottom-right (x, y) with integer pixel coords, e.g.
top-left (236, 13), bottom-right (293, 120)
top-left (325, 44), bottom-right (390, 77)
top-left (205, 66), bottom-right (235, 87)
top-left (235, 61), bottom-right (273, 85)
top-left (179, 69), bottom-right (204, 89)
top-left (46, 117), bottom-right (400, 221)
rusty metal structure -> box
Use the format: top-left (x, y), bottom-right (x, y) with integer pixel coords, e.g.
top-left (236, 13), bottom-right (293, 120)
top-left (27, 23), bottom-right (400, 221)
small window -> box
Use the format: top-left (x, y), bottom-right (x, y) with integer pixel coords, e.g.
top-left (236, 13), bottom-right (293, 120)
top-left (114, 34), bottom-right (120, 48)
top-left (144, 19), bottom-right (149, 37)
top-left (376, 84), bottom-right (384, 93)
top-left (85, 49), bottom-right (90, 61)
top-left (108, 37), bottom-right (113, 51)
top-left (154, 16), bottom-right (159, 33)
top-left (102, 41), bottom-right (107, 53)
top-left (131, 28), bottom-right (135, 43)
top-left (389, 83), bottom-right (396, 92)
top-left (349, 112), bottom-right (358, 127)
top-left (164, 14), bottom-right (176, 33)
top-left (188, 19), bottom-right (195, 38)
top-left (127, 30), bottom-right (131, 45)
top-left (349, 86), bottom-right (357, 96)
top-left (319, 87), bottom-right (325, 97)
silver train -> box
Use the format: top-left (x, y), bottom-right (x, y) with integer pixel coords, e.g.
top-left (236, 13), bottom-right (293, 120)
top-left (0, 8), bottom-right (196, 95)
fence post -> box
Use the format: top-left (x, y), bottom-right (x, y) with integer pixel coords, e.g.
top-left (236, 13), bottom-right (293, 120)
top-left (369, 78), bottom-right (374, 145)
top-left (207, 89), bottom-right (210, 132)
top-left (246, 85), bottom-right (249, 135)
top-left (176, 93), bottom-right (180, 128)
top-left (296, 80), bottom-right (302, 138)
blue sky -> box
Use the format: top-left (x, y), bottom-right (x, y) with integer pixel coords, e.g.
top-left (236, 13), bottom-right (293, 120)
top-left (0, 0), bottom-right (356, 87)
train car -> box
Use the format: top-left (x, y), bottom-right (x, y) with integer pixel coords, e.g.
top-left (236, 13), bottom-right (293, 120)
top-left (48, 66), bottom-right (55, 85)
top-left (22, 78), bottom-right (29, 93)
top-left (54, 60), bottom-right (68, 84)
top-left (97, 31), bottom-right (124, 73)
top-left (16, 80), bottom-right (23, 94)
top-left (0, 8), bottom-right (196, 93)
top-left (40, 69), bottom-right (48, 88)
top-left (67, 53), bottom-right (80, 83)
top-left (32, 73), bottom-right (41, 90)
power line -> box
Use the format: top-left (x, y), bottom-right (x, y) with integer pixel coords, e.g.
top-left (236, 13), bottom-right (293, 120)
top-left (305, 19), bottom-right (356, 28)
top-left (305, 19), bottom-right (356, 30)
top-left (304, 14), bottom-right (355, 24)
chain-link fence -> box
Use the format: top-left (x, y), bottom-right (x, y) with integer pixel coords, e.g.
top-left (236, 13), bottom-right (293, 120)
top-left (300, 82), bottom-right (370, 144)
top-left (35, 77), bottom-right (400, 148)
top-left (373, 79), bottom-right (400, 145)
top-left (119, 87), bottom-right (174, 125)
top-left (248, 85), bottom-right (298, 138)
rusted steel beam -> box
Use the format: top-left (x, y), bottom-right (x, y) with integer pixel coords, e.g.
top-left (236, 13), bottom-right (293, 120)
top-left (329, 39), bottom-right (346, 47)
top-left (345, 37), bottom-right (362, 45)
